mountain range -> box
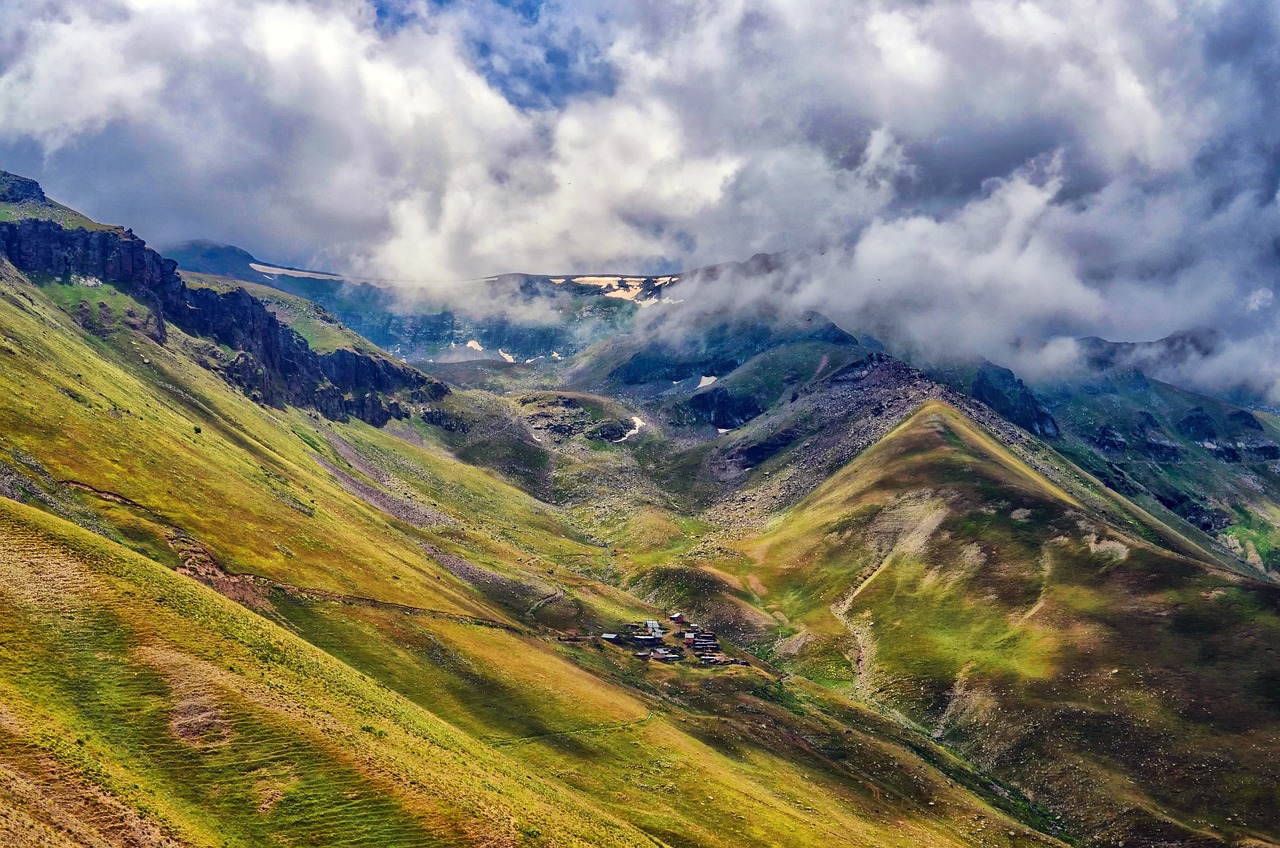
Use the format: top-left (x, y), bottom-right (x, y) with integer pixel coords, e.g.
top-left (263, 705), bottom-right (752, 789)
top-left (2, 170), bottom-right (1279, 847)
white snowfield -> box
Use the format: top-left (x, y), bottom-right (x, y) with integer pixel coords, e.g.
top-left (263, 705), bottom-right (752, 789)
top-left (465, 340), bottom-right (484, 351)
top-left (547, 274), bottom-right (681, 302)
top-left (697, 375), bottom-right (717, 388)
top-left (615, 416), bottom-right (647, 442)
top-left (639, 296), bottom-right (684, 307)
top-left (249, 262), bottom-right (345, 281)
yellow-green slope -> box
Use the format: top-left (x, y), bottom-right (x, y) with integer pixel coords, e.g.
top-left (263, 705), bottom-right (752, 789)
top-left (735, 401), bottom-right (1280, 845)
top-left (0, 495), bottom-right (650, 847)
top-left (0, 253), bottom-right (1064, 846)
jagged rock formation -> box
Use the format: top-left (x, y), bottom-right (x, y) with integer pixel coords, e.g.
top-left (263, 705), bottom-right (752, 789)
top-left (970, 362), bottom-right (1060, 438)
top-left (0, 171), bottom-right (45, 204)
top-left (685, 386), bottom-right (768, 429)
top-left (0, 216), bottom-right (442, 424)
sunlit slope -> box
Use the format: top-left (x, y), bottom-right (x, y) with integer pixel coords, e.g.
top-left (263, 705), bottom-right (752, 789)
top-left (0, 258), bottom-right (597, 618)
top-left (740, 401), bottom-right (1280, 845)
top-left (0, 255), bottom-right (1071, 845)
top-left (0, 496), bottom-right (655, 847)
top-left (275, 591), bottom-right (1069, 848)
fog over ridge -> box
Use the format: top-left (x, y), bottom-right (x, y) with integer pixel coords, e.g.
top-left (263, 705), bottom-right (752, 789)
top-left (1, 0), bottom-right (1278, 396)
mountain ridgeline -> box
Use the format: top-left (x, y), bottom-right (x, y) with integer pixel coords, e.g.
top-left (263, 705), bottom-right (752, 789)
top-left (0, 212), bottom-right (442, 425)
top-left (4, 170), bottom-right (1280, 847)
top-left (165, 234), bottom-right (1280, 582)
top-left (164, 240), bottom-right (633, 363)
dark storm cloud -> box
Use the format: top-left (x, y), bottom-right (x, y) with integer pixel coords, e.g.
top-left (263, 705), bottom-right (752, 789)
top-left (1, 0), bottom-right (1278, 396)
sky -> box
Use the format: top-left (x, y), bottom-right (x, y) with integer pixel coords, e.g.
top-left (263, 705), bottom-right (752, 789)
top-left (1, 0), bottom-right (1279, 394)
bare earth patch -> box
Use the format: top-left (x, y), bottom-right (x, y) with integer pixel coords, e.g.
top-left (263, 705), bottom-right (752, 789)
top-left (0, 741), bottom-right (187, 848)
top-left (135, 647), bottom-right (231, 747)
top-left (253, 765), bottom-right (297, 814)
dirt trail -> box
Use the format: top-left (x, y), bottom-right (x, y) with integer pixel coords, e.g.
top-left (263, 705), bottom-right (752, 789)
top-left (1019, 549), bottom-right (1055, 623)
top-left (846, 614), bottom-right (880, 704)
top-left (832, 497), bottom-right (950, 615)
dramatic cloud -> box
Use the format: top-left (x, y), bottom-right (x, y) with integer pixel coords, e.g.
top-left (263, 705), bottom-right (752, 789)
top-left (1, 0), bottom-right (1278, 395)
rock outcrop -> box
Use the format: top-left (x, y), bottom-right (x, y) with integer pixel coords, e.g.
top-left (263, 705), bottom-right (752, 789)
top-left (0, 216), bottom-right (442, 425)
top-left (0, 172), bottom-right (46, 204)
top-left (970, 363), bottom-right (1060, 438)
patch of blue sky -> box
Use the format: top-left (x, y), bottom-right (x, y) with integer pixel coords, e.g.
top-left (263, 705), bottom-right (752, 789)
top-left (471, 30), bottom-right (617, 110)
top-left (369, 0), bottom-right (419, 32)
top-left (372, 0), bottom-right (615, 110)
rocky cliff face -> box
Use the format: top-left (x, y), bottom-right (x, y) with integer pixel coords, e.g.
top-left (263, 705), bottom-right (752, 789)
top-left (971, 363), bottom-right (1060, 438)
top-left (0, 172), bottom-right (46, 204)
top-left (0, 218), bottom-right (442, 424)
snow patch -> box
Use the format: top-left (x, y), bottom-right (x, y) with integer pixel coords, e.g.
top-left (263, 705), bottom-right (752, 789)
top-left (615, 416), bottom-right (647, 443)
top-left (249, 262), bottom-right (344, 281)
top-left (465, 340), bottom-right (484, 351)
top-left (717, 428), bottom-right (731, 435)
top-left (551, 351), bottom-right (562, 360)
top-left (498, 349), bottom-right (515, 363)
top-left (697, 375), bottom-right (717, 388)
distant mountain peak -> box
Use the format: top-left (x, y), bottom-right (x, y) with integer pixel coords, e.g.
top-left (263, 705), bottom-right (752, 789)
top-left (164, 240), bottom-right (276, 284)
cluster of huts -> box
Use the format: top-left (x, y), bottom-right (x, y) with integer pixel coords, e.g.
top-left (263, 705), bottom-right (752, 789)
top-left (600, 613), bottom-right (748, 667)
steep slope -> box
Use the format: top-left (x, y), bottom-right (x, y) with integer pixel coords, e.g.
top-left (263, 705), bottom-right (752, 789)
top-left (182, 272), bottom-right (390, 357)
top-left (0, 185), bottom-right (1068, 846)
top-left (0, 184), bottom-right (435, 426)
top-left (734, 402), bottom-right (1280, 845)
top-left (0, 496), bottom-right (658, 848)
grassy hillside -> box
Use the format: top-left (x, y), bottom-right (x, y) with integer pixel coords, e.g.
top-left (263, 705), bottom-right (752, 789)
top-left (0, 495), bottom-right (665, 847)
top-left (0, 244), bottom-right (1065, 845)
top-left (736, 402), bottom-right (1280, 844)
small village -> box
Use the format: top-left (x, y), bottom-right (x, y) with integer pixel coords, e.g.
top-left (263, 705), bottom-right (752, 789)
top-left (600, 613), bottom-right (750, 667)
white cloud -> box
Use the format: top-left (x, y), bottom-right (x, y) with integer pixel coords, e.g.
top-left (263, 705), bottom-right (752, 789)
top-left (0, 0), bottom-right (1277, 396)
